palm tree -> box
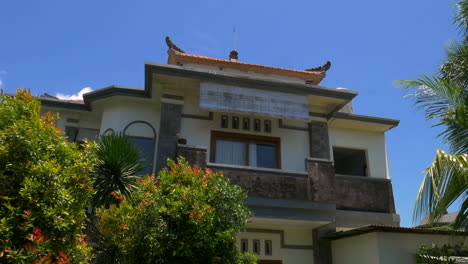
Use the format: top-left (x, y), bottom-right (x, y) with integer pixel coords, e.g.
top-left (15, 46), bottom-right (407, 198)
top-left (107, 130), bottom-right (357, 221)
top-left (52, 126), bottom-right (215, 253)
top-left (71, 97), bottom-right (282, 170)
top-left (87, 132), bottom-right (145, 264)
top-left (398, 0), bottom-right (468, 228)
top-left (91, 132), bottom-right (146, 209)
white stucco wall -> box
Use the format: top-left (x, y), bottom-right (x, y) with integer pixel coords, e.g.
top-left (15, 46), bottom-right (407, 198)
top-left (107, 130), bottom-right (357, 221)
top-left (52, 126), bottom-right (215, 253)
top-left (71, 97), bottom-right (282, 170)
top-left (332, 233), bottom-right (380, 264)
top-left (377, 232), bottom-right (468, 264)
top-left (329, 127), bottom-right (389, 179)
top-left (43, 108), bottom-right (102, 132)
top-left (98, 97), bottom-right (160, 174)
top-left (181, 114), bottom-right (310, 172)
top-left (332, 231), bottom-right (468, 264)
top-left (99, 97), bottom-right (160, 137)
top-left (237, 228), bottom-right (314, 264)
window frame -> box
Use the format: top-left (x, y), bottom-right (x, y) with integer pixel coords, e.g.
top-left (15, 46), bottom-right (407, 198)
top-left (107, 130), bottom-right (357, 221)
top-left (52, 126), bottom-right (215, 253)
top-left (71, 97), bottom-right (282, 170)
top-left (127, 135), bottom-right (156, 175)
top-left (64, 126), bottom-right (100, 143)
top-left (332, 146), bottom-right (370, 177)
top-left (210, 130), bottom-right (281, 169)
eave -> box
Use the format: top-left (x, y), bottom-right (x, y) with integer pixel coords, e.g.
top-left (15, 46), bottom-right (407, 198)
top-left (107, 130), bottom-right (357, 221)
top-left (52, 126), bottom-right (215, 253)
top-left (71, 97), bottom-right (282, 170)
top-left (330, 112), bottom-right (400, 132)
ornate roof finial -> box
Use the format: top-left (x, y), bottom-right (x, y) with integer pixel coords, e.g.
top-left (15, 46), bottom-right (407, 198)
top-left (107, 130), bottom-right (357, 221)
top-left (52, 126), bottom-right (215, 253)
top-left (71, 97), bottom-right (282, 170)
top-left (165, 36), bottom-right (186, 53)
top-left (305, 61), bottom-right (332, 72)
top-left (229, 50), bottom-right (239, 62)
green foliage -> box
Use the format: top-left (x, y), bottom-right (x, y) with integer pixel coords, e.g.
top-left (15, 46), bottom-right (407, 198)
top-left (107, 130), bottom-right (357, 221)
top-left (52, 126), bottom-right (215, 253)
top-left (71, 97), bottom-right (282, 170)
top-left (0, 89), bottom-right (95, 263)
top-left (415, 243), bottom-right (468, 264)
top-left (397, 0), bottom-right (468, 229)
top-left (96, 158), bottom-right (253, 264)
top-left (91, 132), bottom-right (146, 209)
top-left (238, 252), bottom-right (258, 264)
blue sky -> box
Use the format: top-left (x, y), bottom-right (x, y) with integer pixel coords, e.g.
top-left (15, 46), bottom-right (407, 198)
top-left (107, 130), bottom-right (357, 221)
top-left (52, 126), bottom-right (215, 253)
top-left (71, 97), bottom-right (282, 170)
top-left (0, 0), bottom-right (462, 227)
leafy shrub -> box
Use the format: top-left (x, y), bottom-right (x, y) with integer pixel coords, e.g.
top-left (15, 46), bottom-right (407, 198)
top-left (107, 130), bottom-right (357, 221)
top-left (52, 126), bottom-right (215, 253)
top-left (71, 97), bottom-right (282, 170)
top-left (96, 158), bottom-right (254, 264)
top-left (0, 90), bottom-right (95, 263)
top-left (415, 243), bottom-right (468, 264)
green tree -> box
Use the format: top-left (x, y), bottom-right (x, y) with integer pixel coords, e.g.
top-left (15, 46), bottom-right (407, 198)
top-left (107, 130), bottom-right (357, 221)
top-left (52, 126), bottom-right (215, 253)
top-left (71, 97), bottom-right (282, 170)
top-left (0, 89), bottom-right (95, 263)
top-left (398, 0), bottom-right (468, 228)
top-left (96, 158), bottom-right (254, 264)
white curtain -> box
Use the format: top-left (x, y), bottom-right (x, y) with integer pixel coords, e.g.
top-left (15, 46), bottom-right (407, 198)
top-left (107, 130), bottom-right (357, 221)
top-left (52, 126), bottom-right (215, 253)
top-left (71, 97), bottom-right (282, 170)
top-left (215, 139), bottom-right (247, 166)
top-left (249, 143), bottom-right (257, 167)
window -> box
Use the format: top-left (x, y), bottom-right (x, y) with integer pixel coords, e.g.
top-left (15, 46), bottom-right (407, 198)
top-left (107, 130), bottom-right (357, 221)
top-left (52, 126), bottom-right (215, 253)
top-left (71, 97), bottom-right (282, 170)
top-left (333, 147), bottom-right (368, 176)
top-left (253, 239), bottom-right (261, 255)
top-left (210, 131), bottom-right (281, 169)
top-left (265, 240), bottom-right (272, 256)
top-left (128, 136), bottom-right (155, 175)
top-left (65, 126), bottom-right (99, 143)
top-left (241, 239), bottom-right (249, 253)
top-left (123, 121), bottom-right (156, 175)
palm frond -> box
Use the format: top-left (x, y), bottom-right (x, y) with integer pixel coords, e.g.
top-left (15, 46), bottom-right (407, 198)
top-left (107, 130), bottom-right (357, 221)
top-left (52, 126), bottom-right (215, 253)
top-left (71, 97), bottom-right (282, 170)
top-left (397, 76), bottom-right (468, 154)
top-left (90, 132), bottom-right (146, 209)
top-left (413, 150), bottom-right (468, 228)
top-left (454, 0), bottom-right (468, 38)
top-left (440, 40), bottom-right (468, 84)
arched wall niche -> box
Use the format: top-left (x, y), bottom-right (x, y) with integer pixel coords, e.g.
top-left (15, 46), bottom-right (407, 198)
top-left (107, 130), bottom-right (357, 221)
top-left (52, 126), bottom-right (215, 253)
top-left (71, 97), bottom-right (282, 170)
top-left (123, 121), bottom-right (157, 175)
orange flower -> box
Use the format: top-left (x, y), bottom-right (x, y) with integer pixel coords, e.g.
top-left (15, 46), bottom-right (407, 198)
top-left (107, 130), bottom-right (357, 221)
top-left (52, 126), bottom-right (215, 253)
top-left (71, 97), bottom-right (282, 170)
top-left (118, 223), bottom-right (129, 230)
top-left (23, 210), bottom-right (31, 219)
top-left (29, 227), bottom-right (47, 243)
top-left (78, 235), bottom-right (87, 246)
top-left (56, 250), bottom-right (70, 264)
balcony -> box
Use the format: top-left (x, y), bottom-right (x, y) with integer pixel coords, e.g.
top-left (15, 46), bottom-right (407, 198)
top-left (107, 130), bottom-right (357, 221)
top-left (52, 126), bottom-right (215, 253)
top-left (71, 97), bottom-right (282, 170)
top-left (177, 144), bottom-right (396, 217)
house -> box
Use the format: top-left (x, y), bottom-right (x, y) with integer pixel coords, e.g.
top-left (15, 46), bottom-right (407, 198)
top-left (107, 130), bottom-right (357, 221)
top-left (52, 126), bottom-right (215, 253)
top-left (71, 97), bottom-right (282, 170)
top-left (40, 37), bottom-right (403, 264)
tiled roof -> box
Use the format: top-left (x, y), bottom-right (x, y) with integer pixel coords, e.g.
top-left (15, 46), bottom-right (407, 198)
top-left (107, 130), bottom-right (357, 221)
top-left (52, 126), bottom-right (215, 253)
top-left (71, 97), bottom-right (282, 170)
top-left (168, 52), bottom-right (326, 85)
top-left (324, 225), bottom-right (468, 240)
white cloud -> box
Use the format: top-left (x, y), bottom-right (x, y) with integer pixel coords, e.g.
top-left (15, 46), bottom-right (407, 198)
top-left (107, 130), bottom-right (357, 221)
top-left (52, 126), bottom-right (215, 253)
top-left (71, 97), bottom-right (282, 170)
top-left (56, 87), bottom-right (93, 100)
top-left (0, 70), bottom-right (6, 89)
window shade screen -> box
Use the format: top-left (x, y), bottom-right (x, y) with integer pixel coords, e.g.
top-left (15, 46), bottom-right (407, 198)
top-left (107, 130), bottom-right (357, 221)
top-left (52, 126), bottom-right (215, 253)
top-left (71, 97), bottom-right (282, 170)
top-left (215, 139), bottom-right (247, 166)
top-left (200, 82), bottom-right (310, 120)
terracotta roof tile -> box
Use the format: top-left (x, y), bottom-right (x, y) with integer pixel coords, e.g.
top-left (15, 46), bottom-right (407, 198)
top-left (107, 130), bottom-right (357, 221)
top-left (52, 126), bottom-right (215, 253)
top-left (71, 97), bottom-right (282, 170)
top-left (168, 52), bottom-right (326, 85)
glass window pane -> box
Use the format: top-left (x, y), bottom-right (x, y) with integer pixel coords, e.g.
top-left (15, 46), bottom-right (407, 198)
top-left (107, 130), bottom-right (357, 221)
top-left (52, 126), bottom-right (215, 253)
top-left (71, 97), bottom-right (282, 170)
top-left (215, 139), bottom-right (247, 166)
top-left (76, 128), bottom-right (100, 142)
top-left (256, 144), bottom-right (276, 168)
top-left (129, 137), bottom-right (155, 175)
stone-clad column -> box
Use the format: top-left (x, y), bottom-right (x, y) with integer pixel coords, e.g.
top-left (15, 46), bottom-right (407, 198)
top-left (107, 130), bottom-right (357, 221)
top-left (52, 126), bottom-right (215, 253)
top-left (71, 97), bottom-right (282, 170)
top-left (307, 120), bottom-right (336, 264)
top-left (306, 120), bottom-right (335, 203)
top-left (308, 121), bottom-right (331, 160)
top-left (176, 144), bottom-right (207, 169)
top-left (155, 95), bottom-right (183, 173)
top-left (306, 158), bottom-right (335, 203)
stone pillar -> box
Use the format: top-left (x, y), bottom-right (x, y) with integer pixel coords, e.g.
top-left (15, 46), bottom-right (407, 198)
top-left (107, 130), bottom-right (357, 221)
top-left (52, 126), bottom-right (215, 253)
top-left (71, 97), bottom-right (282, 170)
top-left (308, 121), bottom-right (331, 160)
top-left (307, 120), bottom-right (336, 264)
top-left (313, 223), bottom-right (336, 264)
top-left (155, 95), bottom-right (183, 172)
top-left (176, 144), bottom-right (207, 168)
top-left (306, 158), bottom-right (335, 203)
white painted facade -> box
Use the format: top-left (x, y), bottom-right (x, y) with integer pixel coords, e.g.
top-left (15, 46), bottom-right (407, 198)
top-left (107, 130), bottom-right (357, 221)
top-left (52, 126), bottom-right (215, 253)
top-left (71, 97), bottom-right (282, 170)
top-left (332, 231), bottom-right (468, 264)
top-left (39, 50), bottom-right (403, 264)
top-left (329, 127), bottom-right (390, 179)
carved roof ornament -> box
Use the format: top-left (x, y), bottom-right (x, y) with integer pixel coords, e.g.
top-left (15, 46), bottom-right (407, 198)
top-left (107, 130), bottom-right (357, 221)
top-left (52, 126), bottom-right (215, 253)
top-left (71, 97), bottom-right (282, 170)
top-left (165, 36), bottom-right (186, 53)
top-left (305, 61), bottom-right (332, 72)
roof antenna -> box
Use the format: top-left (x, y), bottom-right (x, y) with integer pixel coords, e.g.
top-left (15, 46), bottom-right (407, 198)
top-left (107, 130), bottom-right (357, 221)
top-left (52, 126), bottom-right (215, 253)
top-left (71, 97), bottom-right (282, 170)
top-left (233, 26), bottom-right (236, 51)
top-left (229, 26), bottom-right (239, 62)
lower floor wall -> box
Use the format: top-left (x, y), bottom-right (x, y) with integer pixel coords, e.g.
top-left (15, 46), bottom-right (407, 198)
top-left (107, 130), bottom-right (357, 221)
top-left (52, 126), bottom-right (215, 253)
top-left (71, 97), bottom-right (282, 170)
top-left (331, 232), bottom-right (468, 264)
top-left (237, 227), bottom-right (314, 264)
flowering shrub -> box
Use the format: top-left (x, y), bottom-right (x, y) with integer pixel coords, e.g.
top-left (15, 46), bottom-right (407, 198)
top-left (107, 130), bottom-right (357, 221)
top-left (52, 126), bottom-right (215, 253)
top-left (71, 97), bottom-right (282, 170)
top-left (96, 158), bottom-right (254, 264)
top-left (0, 89), bottom-right (95, 263)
